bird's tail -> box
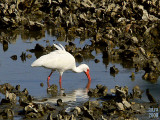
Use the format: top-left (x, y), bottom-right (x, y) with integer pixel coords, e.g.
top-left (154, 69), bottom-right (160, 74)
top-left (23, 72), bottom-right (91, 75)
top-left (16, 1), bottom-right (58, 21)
top-left (53, 44), bottom-right (65, 51)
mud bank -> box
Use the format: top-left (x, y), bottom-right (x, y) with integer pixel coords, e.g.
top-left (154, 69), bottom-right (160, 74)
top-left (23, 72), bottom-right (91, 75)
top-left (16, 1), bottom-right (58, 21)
top-left (0, 83), bottom-right (159, 119)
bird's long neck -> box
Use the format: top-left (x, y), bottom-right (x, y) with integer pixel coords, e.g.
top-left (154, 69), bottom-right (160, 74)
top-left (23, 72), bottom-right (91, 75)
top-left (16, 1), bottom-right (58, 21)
top-left (72, 64), bottom-right (84, 73)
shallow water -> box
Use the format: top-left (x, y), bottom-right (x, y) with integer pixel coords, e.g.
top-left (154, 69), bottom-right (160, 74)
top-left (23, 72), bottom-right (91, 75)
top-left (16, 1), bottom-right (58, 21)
top-left (0, 31), bottom-right (160, 104)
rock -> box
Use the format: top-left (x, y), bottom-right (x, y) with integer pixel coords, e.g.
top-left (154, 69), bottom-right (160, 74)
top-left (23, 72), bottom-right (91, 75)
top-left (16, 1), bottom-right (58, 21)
top-left (43, 103), bottom-right (55, 111)
top-left (57, 99), bottom-right (63, 106)
top-left (1, 109), bottom-right (14, 119)
top-left (116, 102), bottom-right (124, 111)
top-left (82, 106), bottom-right (95, 120)
top-left (20, 52), bottom-right (26, 61)
top-left (101, 115), bottom-right (107, 120)
top-left (1, 91), bottom-right (17, 104)
top-left (47, 84), bottom-right (58, 96)
top-left (19, 95), bottom-right (32, 107)
top-left (110, 65), bottom-right (119, 75)
top-left (125, 24), bottom-right (132, 33)
top-left (110, 88), bottom-right (116, 94)
top-left (25, 21), bottom-right (44, 31)
top-left (26, 54), bottom-right (32, 59)
top-left (135, 64), bottom-right (140, 72)
top-left (69, 114), bottom-right (76, 120)
top-left (10, 55), bottom-right (17, 60)
top-left (102, 87), bottom-right (108, 96)
top-left (142, 72), bottom-right (159, 82)
top-left (115, 86), bottom-right (128, 101)
top-left (26, 112), bottom-right (39, 118)
top-left (1, 98), bottom-right (10, 104)
top-left (24, 103), bottom-right (45, 118)
top-left (47, 113), bottom-right (53, 120)
top-left (143, 72), bottom-right (149, 80)
top-left (131, 103), bottom-right (146, 114)
top-left (0, 83), bottom-right (14, 94)
top-left (139, 47), bottom-right (146, 56)
top-left (37, 104), bottom-right (45, 115)
top-left (130, 72), bottom-right (135, 81)
top-left (96, 85), bottom-right (108, 96)
top-left (122, 100), bottom-right (131, 109)
top-left (119, 49), bottom-right (137, 61)
top-left (88, 88), bottom-right (97, 97)
top-left (84, 100), bottom-right (100, 110)
top-left (132, 85), bottom-right (142, 99)
top-left (24, 104), bottom-right (37, 113)
top-left (75, 53), bottom-right (83, 61)
top-left (40, 83), bottom-right (44, 87)
top-left (3, 17), bottom-right (10, 22)
top-left (56, 114), bottom-right (63, 120)
top-left (88, 85), bottom-right (108, 97)
top-left (22, 88), bottom-right (29, 96)
top-left (6, 91), bottom-right (16, 103)
top-left (3, 40), bottom-right (8, 51)
top-left (74, 106), bottom-right (81, 114)
top-left (94, 59), bottom-right (100, 63)
top-left (15, 84), bottom-right (20, 91)
top-left (96, 84), bottom-right (103, 90)
top-left (146, 89), bottom-right (156, 103)
top-left (131, 36), bottom-right (138, 44)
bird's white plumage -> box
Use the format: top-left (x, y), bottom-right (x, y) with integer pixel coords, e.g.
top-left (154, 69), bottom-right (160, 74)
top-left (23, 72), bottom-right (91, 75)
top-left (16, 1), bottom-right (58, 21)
top-left (31, 44), bottom-right (76, 74)
top-left (31, 44), bottom-right (91, 88)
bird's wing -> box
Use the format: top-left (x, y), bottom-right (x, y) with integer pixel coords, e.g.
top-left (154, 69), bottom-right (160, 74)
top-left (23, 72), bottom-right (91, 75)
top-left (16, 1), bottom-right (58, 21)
top-left (31, 50), bottom-right (75, 70)
top-left (53, 44), bottom-right (65, 51)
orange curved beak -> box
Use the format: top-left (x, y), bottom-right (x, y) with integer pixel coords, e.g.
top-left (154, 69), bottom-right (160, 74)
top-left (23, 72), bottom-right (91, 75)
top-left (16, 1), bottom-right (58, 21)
top-left (85, 69), bottom-right (91, 81)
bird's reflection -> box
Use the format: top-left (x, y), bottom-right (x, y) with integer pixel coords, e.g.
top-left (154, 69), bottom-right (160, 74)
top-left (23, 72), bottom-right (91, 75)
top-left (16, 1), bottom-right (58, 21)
top-left (47, 79), bottom-right (91, 96)
top-left (38, 80), bottom-right (91, 104)
top-left (86, 80), bottom-right (91, 91)
top-left (3, 40), bottom-right (8, 52)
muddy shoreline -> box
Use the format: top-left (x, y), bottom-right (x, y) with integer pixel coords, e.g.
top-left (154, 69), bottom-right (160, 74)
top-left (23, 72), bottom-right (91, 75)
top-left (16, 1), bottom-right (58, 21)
top-left (0, 0), bottom-right (160, 119)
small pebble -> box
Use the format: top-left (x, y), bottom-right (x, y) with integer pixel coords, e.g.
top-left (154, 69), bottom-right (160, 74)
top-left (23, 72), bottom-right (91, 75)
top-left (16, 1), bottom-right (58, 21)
top-left (10, 55), bottom-right (17, 60)
top-left (57, 99), bottom-right (63, 106)
top-left (26, 54), bottom-right (32, 59)
top-left (40, 83), bottom-right (44, 87)
top-left (94, 59), bottom-right (100, 63)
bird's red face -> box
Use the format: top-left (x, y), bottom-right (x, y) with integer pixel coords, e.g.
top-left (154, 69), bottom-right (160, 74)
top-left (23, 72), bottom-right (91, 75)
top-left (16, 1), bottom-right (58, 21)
top-left (85, 69), bottom-right (91, 81)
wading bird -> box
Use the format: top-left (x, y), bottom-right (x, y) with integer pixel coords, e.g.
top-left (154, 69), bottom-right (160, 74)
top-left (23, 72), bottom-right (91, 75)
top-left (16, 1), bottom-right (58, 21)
top-left (31, 44), bottom-right (91, 89)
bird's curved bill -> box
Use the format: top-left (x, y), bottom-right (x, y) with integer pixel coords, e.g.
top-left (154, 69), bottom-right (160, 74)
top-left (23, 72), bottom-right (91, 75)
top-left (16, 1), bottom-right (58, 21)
top-left (85, 70), bottom-right (91, 81)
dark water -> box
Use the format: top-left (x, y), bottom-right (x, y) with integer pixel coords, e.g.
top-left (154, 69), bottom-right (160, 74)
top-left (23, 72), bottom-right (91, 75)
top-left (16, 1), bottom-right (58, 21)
top-left (0, 31), bottom-right (160, 104)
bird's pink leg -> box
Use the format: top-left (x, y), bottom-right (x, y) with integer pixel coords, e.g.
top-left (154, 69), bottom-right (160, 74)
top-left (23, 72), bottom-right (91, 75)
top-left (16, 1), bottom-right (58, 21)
top-left (47, 71), bottom-right (53, 88)
top-left (59, 76), bottom-right (62, 89)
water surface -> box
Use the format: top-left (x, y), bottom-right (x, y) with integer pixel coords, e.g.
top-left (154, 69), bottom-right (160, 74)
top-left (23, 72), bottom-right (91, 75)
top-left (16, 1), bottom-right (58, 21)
top-left (0, 31), bottom-right (160, 104)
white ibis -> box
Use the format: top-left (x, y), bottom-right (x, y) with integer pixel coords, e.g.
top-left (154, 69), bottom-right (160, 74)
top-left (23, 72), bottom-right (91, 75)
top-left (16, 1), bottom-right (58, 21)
top-left (31, 44), bottom-right (91, 89)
